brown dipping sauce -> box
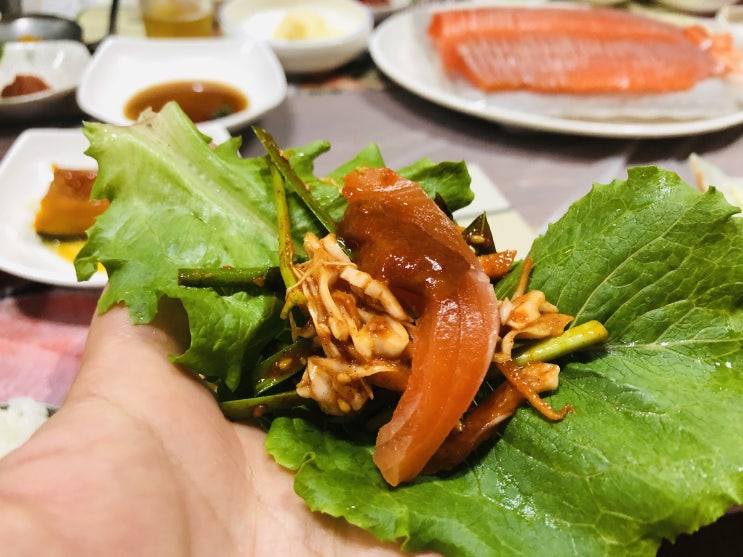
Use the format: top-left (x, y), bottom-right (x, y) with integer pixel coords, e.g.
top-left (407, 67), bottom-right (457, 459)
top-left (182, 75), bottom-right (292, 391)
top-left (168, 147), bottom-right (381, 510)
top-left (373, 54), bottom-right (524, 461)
top-left (124, 80), bottom-right (248, 123)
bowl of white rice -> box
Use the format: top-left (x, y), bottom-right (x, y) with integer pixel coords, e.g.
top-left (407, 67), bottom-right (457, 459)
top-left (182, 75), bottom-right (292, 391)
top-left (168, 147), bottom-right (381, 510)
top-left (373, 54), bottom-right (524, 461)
top-left (0, 397), bottom-right (53, 459)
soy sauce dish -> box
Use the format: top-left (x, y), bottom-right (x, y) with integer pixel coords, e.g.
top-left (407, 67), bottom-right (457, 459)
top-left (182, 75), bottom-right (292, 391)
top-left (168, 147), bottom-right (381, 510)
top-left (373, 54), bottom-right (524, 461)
top-left (76, 36), bottom-right (287, 132)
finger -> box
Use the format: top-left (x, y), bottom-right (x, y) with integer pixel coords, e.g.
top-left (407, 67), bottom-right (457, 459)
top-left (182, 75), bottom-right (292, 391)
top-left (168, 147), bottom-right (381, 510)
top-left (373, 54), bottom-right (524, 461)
top-left (64, 299), bottom-right (206, 410)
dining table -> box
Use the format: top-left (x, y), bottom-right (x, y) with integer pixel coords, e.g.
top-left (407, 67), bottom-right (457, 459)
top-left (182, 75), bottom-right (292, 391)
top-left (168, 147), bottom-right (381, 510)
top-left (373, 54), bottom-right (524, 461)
top-left (2, 5), bottom-right (743, 553)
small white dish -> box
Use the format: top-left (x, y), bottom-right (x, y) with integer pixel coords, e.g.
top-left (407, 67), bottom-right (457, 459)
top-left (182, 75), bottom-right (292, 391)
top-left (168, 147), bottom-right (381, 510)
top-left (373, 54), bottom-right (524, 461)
top-left (0, 129), bottom-right (106, 288)
top-left (76, 35), bottom-right (287, 132)
top-left (219, 0), bottom-right (373, 74)
top-left (0, 124), bottom-right (230, 288)
top-left (0, 124), bottom-right (225, 288)
top-left (0, 40), bottom-right (91, 122)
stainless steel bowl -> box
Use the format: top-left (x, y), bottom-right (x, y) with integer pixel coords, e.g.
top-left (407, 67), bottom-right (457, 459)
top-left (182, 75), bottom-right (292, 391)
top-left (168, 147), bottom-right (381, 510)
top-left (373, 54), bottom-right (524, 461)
top-left (0, 14), bottom-right (83, 42)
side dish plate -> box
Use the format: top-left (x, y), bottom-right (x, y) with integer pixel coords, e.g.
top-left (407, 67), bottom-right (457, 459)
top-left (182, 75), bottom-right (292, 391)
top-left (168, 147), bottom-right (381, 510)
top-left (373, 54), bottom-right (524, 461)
top-left (369, 4), bottom-right (743, 138)
top-left (0, 126), bottom-right (228, 288)
top-left (0, 40), bottom-right (91, 122)
top-left (76, 36), bottom-right (287, 132)
top-left (0, 129), bottom-right (105, 288)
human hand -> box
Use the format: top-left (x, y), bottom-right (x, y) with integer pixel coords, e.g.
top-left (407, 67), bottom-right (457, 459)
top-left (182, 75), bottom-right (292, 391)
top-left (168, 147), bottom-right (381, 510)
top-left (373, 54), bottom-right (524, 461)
top-left (0, 303), bottom-right (436, 557)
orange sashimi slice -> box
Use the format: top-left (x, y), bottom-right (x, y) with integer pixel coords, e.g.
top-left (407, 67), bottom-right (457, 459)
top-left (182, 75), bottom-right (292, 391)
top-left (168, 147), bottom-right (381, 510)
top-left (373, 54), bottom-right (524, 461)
top-left (454, 36), bottom-right (717, 93)
top-left (338, 167), bottom-right (499, 486)
top-left (428, 6), bottom-right (691, 44)
top-left (427, 6), bottom-right (734, 94)
top-left (34, 167), bottom-right (108, 238)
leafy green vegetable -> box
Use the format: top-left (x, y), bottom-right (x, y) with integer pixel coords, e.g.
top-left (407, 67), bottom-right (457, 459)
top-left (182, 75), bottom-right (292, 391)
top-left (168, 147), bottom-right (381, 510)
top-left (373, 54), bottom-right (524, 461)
top-left (266, 167), bottom-right (743, 556)
top-left (77, 104), bottom-right (743, 556)
top-left (75, 102), bottom-right (474, 391)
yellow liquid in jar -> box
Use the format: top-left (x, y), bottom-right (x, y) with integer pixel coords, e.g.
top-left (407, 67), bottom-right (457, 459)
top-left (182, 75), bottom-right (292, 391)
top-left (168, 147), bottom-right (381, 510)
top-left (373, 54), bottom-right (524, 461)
top-left (142, 0), bottom-right (213, 38)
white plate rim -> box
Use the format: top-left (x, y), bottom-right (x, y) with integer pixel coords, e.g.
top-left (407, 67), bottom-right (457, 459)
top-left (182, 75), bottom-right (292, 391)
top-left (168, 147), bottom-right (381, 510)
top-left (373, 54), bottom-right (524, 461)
top-left (369, 4), bottom-right (743, 139)
top-left (76, 35), bottom-right (287, 132)
top-left (0, 128), bottom-right (107, 289)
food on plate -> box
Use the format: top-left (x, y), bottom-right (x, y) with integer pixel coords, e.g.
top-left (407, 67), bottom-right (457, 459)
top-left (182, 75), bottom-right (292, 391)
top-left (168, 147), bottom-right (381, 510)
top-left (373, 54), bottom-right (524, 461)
top-left (74, 103), bottom-right (743, 555)
top-left (1, 74), bottom-right (51, 98)
top-left (34, 166), bottom-right (108, 238)
top-left (427, 6), bottom-right (741, 93)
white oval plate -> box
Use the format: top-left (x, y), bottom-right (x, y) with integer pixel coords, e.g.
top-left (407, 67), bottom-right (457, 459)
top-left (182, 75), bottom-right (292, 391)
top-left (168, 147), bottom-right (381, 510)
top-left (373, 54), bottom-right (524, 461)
top-left (0, 125), bottom-right (229, 288)
top-left (369, 3), bottom-right (743, 138)
top-left (0, 40), bottom-right (91, 122)
top-left (76, 35), bottom-right (287, 132)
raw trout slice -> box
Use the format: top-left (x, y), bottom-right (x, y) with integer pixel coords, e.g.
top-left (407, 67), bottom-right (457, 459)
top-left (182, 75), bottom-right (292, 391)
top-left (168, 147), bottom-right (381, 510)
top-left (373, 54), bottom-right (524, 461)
top-left (428, 6), bottom-right (732, 94)
top-left (428, 6), bottom-right (691, 43)
top-left (338, 167), bottom-right (499, 486)
top-left (453, 35), bottom-right (717, 93)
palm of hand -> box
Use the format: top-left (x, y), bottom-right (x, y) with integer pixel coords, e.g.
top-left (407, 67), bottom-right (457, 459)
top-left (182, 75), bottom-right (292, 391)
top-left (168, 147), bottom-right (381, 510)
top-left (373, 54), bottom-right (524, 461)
top-left (0, 305), bottom-right (432, 557)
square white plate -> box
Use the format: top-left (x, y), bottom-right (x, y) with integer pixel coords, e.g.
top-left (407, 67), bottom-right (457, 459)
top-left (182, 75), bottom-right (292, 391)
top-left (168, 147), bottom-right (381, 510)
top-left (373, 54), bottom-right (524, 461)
top-left (0, 129), bottom-right (105, 288)
top-left (0, 125), bottom-right (228, 288)
top-left (76, 35), bottom-right (287, 132)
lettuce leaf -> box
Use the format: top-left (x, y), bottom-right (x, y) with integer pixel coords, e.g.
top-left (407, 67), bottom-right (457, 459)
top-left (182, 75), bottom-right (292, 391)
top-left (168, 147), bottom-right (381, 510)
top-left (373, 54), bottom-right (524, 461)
top-left (75, 103), bottom-right (474, 390)
top-left (265, 167), bottom-right (743, 556)
top-left (76, 104), bottom-right (743, 555)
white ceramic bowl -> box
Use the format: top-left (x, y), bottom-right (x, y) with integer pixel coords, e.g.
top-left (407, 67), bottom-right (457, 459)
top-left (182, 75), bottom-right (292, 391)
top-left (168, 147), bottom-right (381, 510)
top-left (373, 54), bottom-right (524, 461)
top-left (0, 40), bottom-right (91, 122)
top-left (76, 35), bottom-right (287, 132)
top-left (219, 0), bottom-right (373, 74)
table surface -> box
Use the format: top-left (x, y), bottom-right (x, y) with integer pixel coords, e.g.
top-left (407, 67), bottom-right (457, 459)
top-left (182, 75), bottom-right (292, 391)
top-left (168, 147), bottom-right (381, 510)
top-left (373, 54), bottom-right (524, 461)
top-left (2, 33), bottom-right (743, 556)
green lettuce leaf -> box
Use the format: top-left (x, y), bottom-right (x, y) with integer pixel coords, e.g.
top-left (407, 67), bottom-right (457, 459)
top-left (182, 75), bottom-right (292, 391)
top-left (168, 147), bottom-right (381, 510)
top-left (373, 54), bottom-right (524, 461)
top-left (265, 167), bottom-right (743, 556)
top-left (75, 103), bottom-right (474, 390)
top-left (76, 104), bottom-right (743, 555)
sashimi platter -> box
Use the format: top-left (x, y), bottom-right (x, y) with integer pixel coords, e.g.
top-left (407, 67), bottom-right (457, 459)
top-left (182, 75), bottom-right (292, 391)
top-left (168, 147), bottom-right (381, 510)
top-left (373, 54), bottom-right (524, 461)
top-left (369, 0), bottom-right (743, 137)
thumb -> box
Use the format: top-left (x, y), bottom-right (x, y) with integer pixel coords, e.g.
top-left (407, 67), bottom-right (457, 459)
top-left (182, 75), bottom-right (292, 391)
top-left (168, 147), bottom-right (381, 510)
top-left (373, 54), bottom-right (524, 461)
top-left (64, 298), bottom-right (206, 411)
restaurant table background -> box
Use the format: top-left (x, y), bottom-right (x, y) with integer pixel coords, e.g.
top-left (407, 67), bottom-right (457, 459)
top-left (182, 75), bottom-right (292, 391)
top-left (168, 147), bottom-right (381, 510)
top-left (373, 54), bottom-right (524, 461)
top-left (2, 51), bottom-right (743, 554)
